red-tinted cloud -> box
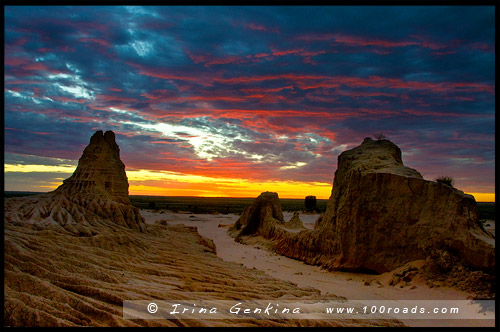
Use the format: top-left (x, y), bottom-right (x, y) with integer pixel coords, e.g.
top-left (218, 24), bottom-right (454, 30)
top-left (242, 22), bottom-right (280, 34)
top-left (297, 32), bottom-right (451, 50)
top-left (78, 37), bottom-right (111, 47)
top-left (5, 55), bottom-right (66, 77)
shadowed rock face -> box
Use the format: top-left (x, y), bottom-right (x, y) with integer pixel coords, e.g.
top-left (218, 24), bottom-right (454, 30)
top-left (4, 130), bottom-right (146, 235)
top-left (232, 138), bottom-right (495, 274)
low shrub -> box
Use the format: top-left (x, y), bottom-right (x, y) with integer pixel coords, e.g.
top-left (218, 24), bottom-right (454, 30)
top-left (436, 176), bottom-right (454, 187)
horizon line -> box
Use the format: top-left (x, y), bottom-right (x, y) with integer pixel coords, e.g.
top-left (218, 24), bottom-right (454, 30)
top-left (4, 190), bottom-right (495, 203)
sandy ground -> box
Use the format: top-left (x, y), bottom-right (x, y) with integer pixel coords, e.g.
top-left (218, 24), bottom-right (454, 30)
top-left (141, 210), bottom-right (495, 328)
top-left (3, 203), bottom-right (493, 327)
top-left (4, 208), bottom-right (400, 328)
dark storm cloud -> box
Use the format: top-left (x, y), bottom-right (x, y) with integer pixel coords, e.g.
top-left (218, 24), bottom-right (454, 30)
top-left (4, 5), bottom-right (495, 194)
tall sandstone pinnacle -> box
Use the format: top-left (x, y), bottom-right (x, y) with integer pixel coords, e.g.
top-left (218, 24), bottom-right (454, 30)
top-left (233, 138), bottom-right (494, 274)
top-left (4, 130), bottom-right (146, 235)
top-left (57, 130), bottom-right (131, 204)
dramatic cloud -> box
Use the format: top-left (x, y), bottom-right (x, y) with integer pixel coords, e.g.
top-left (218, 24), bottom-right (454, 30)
top-left (4, 5), bottom-right (495, 200)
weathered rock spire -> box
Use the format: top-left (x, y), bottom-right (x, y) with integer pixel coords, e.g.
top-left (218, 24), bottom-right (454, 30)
top-left (4, 130), bottom-right (146, 235)
top-left (57, 130), bottom-right (130, 204)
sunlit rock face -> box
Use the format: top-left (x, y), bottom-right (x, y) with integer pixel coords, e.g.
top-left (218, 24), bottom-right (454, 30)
top-left (234, 138), bottom-right (495, 275)
top-left (58, 130), bottom-right (130, 204)
top-left (231, 191), bottom-right (306, 241)
top-left (4, 130), bottom-right (146, 235)
top-left (233, 191), bottom-right (284, 236)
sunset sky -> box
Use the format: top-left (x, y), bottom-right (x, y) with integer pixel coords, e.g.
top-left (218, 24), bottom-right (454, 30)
top-left (4, 6), bottom-right (495, 201)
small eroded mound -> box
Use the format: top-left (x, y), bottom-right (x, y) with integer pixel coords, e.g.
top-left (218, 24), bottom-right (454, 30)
top-left (231, 192), bottom-right (307, 239)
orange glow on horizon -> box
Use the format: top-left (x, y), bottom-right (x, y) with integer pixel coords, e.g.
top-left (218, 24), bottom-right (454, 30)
top-left (128, 181), bottom-right (333, 199)
top-left (126, 169), bottom-right (334, 199)
top-left (128, 186), bottom-right (496, 202)
top-left (466, 193), bottom-right (495, 203)
top-left (4, 163), bottom-right (495, 202)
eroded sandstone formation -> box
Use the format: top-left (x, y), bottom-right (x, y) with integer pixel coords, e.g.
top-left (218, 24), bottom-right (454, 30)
top-left (232, 138), bottom-right (495, 275)
top-left (4, 130), bottom-right (146, 235)
top-left (233, 191), bottom-right (285, 237)
top-left (60, 130), bottom-right (130, 204)
top-left (283, 212), bottom-right (306, 230)
top-left (231, 192), bottom-right (305, 239)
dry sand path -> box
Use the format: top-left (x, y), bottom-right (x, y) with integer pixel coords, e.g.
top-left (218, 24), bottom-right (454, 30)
top-left (141, 210), bottom-right (494, 328)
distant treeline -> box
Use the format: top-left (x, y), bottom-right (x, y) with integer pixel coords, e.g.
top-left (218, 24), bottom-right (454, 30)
top-left (477, 202), bottom-right (495, 220)
top-left (4, 191), bottom-right (44, 198)
top-left (129, 195), bottom-right (329, 215)
top-left (132, 197), bottom-right (495, 219)
top-left (4, 192), bottom-right (495, 219)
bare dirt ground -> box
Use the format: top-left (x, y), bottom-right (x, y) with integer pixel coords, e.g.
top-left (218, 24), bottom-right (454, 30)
top-left (3, 205), bottom-right (493, 327)
top-left (141, 210), bottom-right (495, 328)
top-left (4, 209), bottom-right (400, 327)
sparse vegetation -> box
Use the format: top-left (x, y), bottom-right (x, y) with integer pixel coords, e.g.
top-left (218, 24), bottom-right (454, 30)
top-left (435, 176), bottom-right (454, 188)
top-left (129, 196), bottom-right (328, 214)
top-left (374, 133), bottom-right (386, 140)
